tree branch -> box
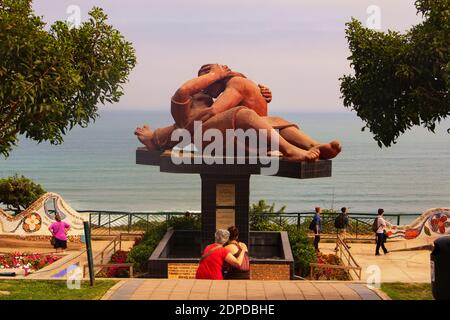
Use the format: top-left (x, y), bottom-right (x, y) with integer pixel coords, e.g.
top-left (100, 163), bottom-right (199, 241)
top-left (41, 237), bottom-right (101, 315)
top-left (0, 64), bottom-right (54, 133)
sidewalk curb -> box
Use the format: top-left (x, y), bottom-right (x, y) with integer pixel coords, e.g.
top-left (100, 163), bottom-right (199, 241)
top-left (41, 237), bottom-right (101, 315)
top-left (368, 285), bottom-right (392, 300)
top-left (101, 280), bottom-right (127, 300)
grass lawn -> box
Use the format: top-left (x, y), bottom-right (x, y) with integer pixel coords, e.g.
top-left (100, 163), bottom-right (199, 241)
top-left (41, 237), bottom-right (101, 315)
top-left (0, 280), bottom-right (118, 300)
top-left (381, 282), bottom-right (433, 300)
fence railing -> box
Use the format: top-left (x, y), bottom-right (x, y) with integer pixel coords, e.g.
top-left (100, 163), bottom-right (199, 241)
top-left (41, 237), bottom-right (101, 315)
top-left (251, 211), bottom-right (420, 240)
top-left (79, 210), bottom-right (420, 239)
top-left (309, 234), bottom-right (362, 280)
top-left (83, 233), bottom-right (137, 278)
top-left (79, 211), bottom-right (189, 236)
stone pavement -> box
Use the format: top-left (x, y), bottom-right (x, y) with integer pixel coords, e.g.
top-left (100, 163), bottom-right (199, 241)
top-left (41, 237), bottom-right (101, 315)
top-left (320, 242), bottom-right (431, 283)
top-left (102, 279), bottom-right (388, 300)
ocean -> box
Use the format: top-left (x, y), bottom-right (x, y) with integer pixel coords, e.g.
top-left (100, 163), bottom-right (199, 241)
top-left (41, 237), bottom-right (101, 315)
top-left (1, 111), bottom-right (449, 215)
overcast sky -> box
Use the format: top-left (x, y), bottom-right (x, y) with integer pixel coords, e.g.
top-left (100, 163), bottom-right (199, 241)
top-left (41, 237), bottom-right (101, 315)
top-left (33, 0), bottom-right (423, 113)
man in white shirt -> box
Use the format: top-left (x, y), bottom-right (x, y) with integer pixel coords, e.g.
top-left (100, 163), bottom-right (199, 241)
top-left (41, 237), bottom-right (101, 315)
top-left (375, 208), bottom-right (389, 256)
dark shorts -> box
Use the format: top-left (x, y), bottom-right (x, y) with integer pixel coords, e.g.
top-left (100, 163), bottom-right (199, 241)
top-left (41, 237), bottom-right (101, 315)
top-left (54, 238), bottom-right (67, 249)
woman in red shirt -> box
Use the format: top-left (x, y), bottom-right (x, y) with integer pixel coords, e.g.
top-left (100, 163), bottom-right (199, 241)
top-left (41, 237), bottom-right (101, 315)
top-left (196, 229), bottom-right (248, 280)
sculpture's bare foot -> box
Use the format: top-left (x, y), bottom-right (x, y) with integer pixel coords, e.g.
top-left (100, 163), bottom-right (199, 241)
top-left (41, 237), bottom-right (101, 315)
top-left (311, 140), bottom-right (342, 160)
top-left (283, 147), bottom-right (320, 162)
top-left (134, 125), bottom-right (157, 151)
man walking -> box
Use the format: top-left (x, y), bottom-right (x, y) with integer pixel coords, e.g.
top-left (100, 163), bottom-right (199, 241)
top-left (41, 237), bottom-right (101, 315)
top-left (335, 207), bottom-right (350, 251)
top-left (374, 208), bottom-right (389, 256)
top-left (312, 207), bottom-right (322, 253)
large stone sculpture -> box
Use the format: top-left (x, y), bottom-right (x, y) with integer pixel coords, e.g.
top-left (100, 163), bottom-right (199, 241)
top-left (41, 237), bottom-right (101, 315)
top-left (135, 65), bottom-right (341, 279)
top-left (135, 64), bottom-right (342, 162)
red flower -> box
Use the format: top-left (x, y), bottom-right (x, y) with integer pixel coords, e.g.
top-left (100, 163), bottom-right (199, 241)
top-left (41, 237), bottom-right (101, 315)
top-left (430, 214), bottom-right (448, 234)
top-left (438, 215), bottom-right (448, 234)
top-left (405, 229), bottom-right (419, 239)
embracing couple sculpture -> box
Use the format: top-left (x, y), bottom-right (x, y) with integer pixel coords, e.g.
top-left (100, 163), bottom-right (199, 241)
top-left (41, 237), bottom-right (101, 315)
top-left (135, 64), bottom-right (342, 162)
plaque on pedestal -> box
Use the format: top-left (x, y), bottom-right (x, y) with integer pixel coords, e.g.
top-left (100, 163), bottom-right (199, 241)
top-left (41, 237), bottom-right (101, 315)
top-left (216, 184), bottom-right (235, 206)
top-left (216, 208), bottom-right (235, 230)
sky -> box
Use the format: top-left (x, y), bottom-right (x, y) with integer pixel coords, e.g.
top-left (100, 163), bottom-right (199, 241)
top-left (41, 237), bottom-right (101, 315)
top-left (32, 0), bottom-right (423, 113)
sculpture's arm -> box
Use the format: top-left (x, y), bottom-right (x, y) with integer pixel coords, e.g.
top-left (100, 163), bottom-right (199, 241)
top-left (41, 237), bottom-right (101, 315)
top-left (204, 76), bottom-right (248, 116)
top-left (209, 77), bottom-right (271, 115)
top-left (208, 86), bottom-right (244, 115)
top-left (172, 65), bottom-right (231, 103)
top-left (171, 65), bottom-right (231, 127)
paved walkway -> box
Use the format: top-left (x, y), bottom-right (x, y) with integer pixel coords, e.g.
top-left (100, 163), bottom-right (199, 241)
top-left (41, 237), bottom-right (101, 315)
top-left (320, 241), bottom-right (431, 283)
top-left (102, 279), bottom-right (388, 300)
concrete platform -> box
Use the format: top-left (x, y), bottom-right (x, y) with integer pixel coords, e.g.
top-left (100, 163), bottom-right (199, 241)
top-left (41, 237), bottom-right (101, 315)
top-left (136, 148), bottom-right (332, 179)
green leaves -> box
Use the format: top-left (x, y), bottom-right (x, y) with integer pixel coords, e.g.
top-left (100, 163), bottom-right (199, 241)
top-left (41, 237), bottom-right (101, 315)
top-left (0, 174), bottom-right (46, 214)
top-left (340, 0), bottom-right (449, 147)
top-left (0, 1), bottom-right (136, 157)
top-left (249, 200), bottom-right (287, 230)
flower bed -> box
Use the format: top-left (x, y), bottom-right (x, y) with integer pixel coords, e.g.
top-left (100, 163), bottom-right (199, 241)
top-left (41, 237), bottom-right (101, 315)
top-left (105, 250), bottom-right (130, 278)
top-left (311, 253), bottom-right (351, 280)
top-left (97, 237), bottom-right (143, 278)
top-left (0, 252), bottom-right (62, 275)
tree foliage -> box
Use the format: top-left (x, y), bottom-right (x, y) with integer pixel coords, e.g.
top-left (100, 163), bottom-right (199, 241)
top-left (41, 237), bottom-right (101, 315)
top-left (0, 0), bottom-right (137, 157)
top-left (340, 0), bottom-right (449, 147)
top-left (249, 199), bottom-right (286, 231)
top-left (0, 174), bottom-right (46, 214)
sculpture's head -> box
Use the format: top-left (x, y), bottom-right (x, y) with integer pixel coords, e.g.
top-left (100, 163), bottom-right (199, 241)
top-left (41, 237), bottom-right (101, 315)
top-left (198, 64), bottom-right (246, 98)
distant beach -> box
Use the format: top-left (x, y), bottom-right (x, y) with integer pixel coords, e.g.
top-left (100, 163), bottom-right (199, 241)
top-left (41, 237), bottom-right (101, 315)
top-left (1, 110), bottom-right (449, 215)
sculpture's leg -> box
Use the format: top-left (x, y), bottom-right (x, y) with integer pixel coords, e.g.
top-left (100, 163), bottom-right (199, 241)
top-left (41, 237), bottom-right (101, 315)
top-left (278, 126), bottom-right (320, 149)
top-left (234, 109), bottom-right (320, 162)
top-left (281, 126), bottom-right (341, 160)
top-left (267, 117), bottom-right (342, 160)
top-left (135, 125), bottom-right (158, 150)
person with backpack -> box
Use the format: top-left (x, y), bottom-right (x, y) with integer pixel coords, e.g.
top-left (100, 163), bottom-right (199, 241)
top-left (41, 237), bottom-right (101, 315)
top-left (334, 207), bottom-right (350, 251)
top-left (310, 207), bottom-right (322, 253)
top-left (373, 208), bottom-right (389, 256)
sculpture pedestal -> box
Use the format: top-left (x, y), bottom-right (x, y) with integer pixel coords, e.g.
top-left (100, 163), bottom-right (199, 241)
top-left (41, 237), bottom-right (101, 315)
top-left (137, 148), bottom-right (332, 279)
top-left (201, 174), bottom-right (250, 246)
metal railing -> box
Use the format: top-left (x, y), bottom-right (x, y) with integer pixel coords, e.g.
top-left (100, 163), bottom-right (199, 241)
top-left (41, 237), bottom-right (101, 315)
top-left (83, 233), bottom-right (137, 278)
top-left (251, 212), bottom-right (420, 240)
top-left (79, 210), bottom-right (420, 239)
top-left (310, 234), bottom-right (362, 280)
top-left (79, 211), bottom-right (193, 236)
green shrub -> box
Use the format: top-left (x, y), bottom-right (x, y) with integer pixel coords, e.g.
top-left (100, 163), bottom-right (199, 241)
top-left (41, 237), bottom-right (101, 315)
top-left (167, 215), bottom-right (200, 230)
top-left (285, 225), bottom-right (316, 278)
top-left (126, 244), bottom-right (154, 272)
top-left (251, 220), bottom-right (284, 232)
top-left (0, 175), bottom-right (46, 214)
top-left (140, 223), bottom-right (167, 247)
top-left (126, 221), bottom-right (167, 272)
